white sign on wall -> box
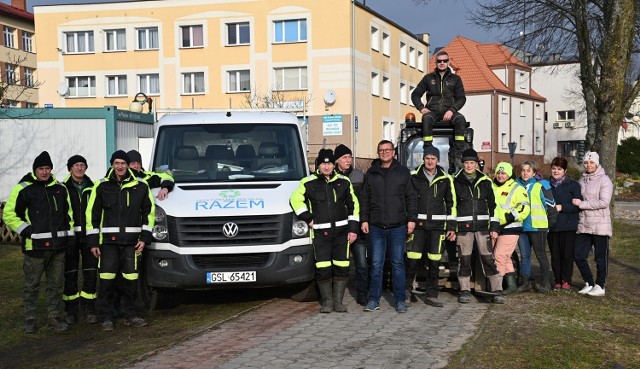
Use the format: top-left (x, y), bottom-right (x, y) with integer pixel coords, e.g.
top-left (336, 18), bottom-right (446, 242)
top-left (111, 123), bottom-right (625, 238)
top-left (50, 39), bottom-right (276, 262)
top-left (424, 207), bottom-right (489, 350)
top-left (322, 115), bottom-right (343, 136)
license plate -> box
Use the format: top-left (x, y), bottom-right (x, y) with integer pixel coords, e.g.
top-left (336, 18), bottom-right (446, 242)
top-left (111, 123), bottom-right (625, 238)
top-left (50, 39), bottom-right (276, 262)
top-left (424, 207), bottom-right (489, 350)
top-left (206, 271), bottom-right (256, 283)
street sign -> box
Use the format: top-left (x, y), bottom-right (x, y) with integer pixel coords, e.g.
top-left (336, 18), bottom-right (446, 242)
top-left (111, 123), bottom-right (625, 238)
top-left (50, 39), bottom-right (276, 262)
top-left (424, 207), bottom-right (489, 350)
top-left (354, 116), bottom-right (358, 132)
top-left (44, 104), bottom-right (53, 108)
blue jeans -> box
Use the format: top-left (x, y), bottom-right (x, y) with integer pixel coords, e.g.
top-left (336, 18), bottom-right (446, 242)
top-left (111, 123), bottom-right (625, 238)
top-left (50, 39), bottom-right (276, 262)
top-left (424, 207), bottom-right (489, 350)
top-left (518, 231), bottom-right (551, 284)
top-left (368, 225), bottom-right (407, 304)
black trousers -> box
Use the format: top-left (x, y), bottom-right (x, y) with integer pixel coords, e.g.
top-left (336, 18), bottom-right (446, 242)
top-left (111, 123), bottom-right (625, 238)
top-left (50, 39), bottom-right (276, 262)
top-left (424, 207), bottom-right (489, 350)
top-left (405, 229), bottom-right (445, 298)
top-left (96, 244), bottom-right (141, 321)
top-left (574, 234), bottom-right (609, 288)
top-left (313, 228), bottom-right (350, 281)
top-left (63, 242), bottom-right (98, 315)
top-left (547, 230), bottom-right (576, 284)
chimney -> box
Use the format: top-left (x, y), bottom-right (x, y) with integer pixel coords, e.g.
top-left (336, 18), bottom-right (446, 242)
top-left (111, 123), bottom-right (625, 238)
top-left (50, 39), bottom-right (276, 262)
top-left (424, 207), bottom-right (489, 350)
top-left (12, 0), bottom-right (26, 11)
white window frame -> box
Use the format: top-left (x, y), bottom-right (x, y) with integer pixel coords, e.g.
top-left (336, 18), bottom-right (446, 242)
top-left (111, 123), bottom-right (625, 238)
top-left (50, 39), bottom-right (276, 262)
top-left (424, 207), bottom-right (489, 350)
top-left (382, 32), bottom-right (390, 56)
top-left (136, 27), bottom-right (159, 50)
top-left (382, 75), bottom-right (390, 100)
top-left (106, 75), bottom-right (127, 97)
top-left (227, 70), bottom-right (251, 92)
top-left (137, 73), bottom-right (160, 95)
top-left (417, 50), bottom-right (425, 71)
top-left (371, 26), bottom-right (379, 51)
top-left (104, 29), bottom-right (126, 52)
top-left (273, 19), bottom-right (307, 43)
top-left (400, 82), bottom-right (407, 105)
top-left (182, 72), bottom-right (206, 94)
top-left (409, 46), bottom-right (416, 68)
top-left (371, 71), bottom-right (380, 96)
top-left (4, 27), bottom-right (15, 49)
top-left (273, 66), bottom-right (307, 90)
top-left (180, 25), bottom-right (204, 48)
top-left (65, 31), bottom-right (95, 53)
top-left (557, 110), bottom-right (575, 121)
top-left (518, 71), bottom-right (527, 89)
top-left (226, 22), bottom-right (250, 46)
top-left (23, 67), bottom-right (34, 87)
top-left (409, 85), bottom-right (416, 106)
top-left (501, 133), bottom-right (507, 149)
top-left (501, 97), bottom-right (508, 114)
top-left (400, 41), bottom-right (407, 64)
top-left (520, 101), bottom-right (526, 116)
top-left (5, 64), bottom-right (16, 84)
top-left (22, 31), bottom-right (33, 52)
top-left (383, 120), bottom-right (395, 143)
top-left (67, 76), bottom-right (96, 97)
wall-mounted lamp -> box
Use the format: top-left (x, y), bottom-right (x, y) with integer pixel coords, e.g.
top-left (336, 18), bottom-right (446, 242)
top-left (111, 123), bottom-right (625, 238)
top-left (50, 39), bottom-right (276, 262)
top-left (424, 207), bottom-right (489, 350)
top-left (129, 92), bottom-right (153, 114)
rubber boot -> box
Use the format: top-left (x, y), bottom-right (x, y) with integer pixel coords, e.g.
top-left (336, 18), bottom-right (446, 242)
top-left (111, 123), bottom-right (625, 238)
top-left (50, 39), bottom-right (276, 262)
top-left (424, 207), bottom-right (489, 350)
top-left (536, 277), bottom-right (551, 293)
top-left (332, 277), bottom-right (348, 313)
top-left (503, 273), bottom-right (518, 296)
top-left (450, 141), bottom-right (466, 173)
top-left (317, 280), bottom-right (333, 313)
top-left (518, 274), bottom-right (531, 293)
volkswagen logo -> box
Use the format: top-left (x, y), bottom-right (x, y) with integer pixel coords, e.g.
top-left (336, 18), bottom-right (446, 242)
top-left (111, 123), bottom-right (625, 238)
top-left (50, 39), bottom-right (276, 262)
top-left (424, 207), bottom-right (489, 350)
top-left (222, 222), bottom-right (239, 238)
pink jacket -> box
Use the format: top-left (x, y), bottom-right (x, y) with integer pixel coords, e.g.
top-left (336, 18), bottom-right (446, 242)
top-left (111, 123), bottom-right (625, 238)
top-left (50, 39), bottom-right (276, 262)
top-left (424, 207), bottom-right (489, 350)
top-left (577, 166), bottom-right (613, 237)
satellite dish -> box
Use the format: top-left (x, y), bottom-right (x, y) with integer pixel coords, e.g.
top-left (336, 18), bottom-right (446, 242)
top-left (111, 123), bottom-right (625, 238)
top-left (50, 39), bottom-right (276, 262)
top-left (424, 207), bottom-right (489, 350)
top-left (57, 82), bottom-right (69, 97)
top-left (324, 89), bottom-right (336, 106)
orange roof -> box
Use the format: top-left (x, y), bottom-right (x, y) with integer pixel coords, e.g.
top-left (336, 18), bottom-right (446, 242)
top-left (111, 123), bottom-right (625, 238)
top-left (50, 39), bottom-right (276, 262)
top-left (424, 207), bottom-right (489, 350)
top-left (430, 36), bottom-right (543, 99)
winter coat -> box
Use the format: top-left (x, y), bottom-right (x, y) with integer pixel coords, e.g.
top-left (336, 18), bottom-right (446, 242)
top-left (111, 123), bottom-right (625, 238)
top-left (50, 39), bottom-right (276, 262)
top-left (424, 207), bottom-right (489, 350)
top-left (548, 176), bottom-right (582, 232)
top-left (360, 159), bottom-right (417, 228)
top-left (410, 164), bottom-right (456, 231)
top-left (577, 166), bottom-right (613, 237)
top-left (492, 178), bottom-right (530, 235)
top-left (410, 67), bottom-right (466, 114)
top-left (516, 176), bottom-right (556, 231)
top-left (62, 173), bottom-right (94, 244)
top-left (453, 169), bottom-right (499, 232)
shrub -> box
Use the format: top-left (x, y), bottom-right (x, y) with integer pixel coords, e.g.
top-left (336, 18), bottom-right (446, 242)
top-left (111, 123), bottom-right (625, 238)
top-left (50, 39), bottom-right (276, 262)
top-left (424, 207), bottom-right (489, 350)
top-left (617, 137), bottom-right (640, 174)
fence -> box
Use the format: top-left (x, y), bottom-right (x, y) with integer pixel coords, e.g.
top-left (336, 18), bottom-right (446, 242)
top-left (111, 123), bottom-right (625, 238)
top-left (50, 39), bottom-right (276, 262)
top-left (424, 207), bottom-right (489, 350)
top-left (0, 202), bottom-right (21, 244)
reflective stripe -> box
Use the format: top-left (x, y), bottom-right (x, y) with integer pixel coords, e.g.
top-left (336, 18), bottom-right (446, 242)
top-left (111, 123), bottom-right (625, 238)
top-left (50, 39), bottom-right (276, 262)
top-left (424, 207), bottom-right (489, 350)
top-left (16, 223), bottom-right (29, 235)
top-left (100, 227), bottom-right (142, 233)
top-left (125, 227), bottom-right (142, 233)
top-left (423, 136), bottom-right (433, 141)
top-left (478, 215), bottom-right (490, 220)
top-left (348, 215), bottom-right (359, 222)
top-left (417, 214), bottom-right (427, 220)
top-left (122, 272), bottom-right (138, 280)
top-left (295, 206), bottom-right (308, 216)
top-left (100, 227), bottom-right (119, 233)
top-left (63, 293), bottom-right (80, 301)
top-left (457, 216), bottom-right (473, 221)
top-left (332, 259), bottom-right (350, 267)
top-left (86, 229), bottom-right (99, 235)
top-left (74, 226), bottom-right (82, 232)
top-left (407, 251), bottom-right (422, 260)
top-left (427, 252), bottom-right (442, 261)
top-left (142, 225), bottom-right (152, 232)
top-left (80, 291), bottom-right (97, 299)
top-left (446, 215), bottom-right (456, 221)
top-left (99, 272), bottom-right (116, 280)
top-left (454, 135), bottom-right (465, 141)
top-left (531, 205), bottom-right (545, 209)
top-left (312, 219), bottom-right (348, 229)
top-left (531, 216), bottom-right (547, 221)
top-left (490, 217), bottom-right (500, 222)
top-left (316, 261), bottom-right (331, 268)
top-left (504, 222), bottom-right (523, 229)
top-left (431, 215), bottom-right (447, 220)
top-left (31, 231), bottom-right (68, 239)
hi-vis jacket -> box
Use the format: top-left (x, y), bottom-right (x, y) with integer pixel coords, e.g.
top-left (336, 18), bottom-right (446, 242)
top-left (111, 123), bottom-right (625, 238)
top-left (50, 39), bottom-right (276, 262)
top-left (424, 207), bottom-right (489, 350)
top-left (516, 176), bottom-right (556, 231)
top-left (3, 172), bottom-right (73, 255)
top-left (453, 169), bottom-right (499, 232)
top-left (63, 173), bottom-right (94, 244)
top-left (410, 164), bottom-right (456, 231)
top-left (132, 168), bottom-right (174, 192)
top-left (290, 170), bottom-right (360, 234)
top-left (86, 168), bottom-right (155, 246)
top-left (492, 178), bottom-right (530, 235)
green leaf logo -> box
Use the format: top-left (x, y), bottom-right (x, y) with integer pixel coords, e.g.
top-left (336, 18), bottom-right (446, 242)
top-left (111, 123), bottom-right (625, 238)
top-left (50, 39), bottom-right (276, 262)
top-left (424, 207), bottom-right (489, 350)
top-left (220, 190), bottom-right (241, 199)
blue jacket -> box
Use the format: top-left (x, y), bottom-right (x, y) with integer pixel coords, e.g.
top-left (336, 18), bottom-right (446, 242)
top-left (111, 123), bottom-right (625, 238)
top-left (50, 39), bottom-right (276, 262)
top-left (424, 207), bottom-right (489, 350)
top-left (548, 176), bottom-right (582, 232)
top-left (516, 175), bottom-right (555, 232)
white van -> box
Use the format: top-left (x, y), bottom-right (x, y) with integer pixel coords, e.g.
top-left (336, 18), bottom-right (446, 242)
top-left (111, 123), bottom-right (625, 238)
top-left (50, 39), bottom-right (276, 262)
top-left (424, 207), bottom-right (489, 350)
top-left (142, 111), bottom-right (315, 309)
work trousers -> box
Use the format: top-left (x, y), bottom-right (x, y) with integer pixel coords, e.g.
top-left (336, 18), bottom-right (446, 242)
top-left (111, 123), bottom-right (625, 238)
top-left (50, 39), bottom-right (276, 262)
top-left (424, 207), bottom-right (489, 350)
top-left (313, 228), bottom-right (350, 282)
top-left (63, 242), bottom-right (98, 315)
top-left (456, 231), bottom-right (501, 292)
top-left (547, 230), bottom-right (576, 284)
top-left (23, 251), bottom-right (66, 320)
top-left (96, 244), bottom-right (141, 321)
top-left (405, 229), bottom-right (445, 298)
top-left (494, 234), bottom-right (519, 276)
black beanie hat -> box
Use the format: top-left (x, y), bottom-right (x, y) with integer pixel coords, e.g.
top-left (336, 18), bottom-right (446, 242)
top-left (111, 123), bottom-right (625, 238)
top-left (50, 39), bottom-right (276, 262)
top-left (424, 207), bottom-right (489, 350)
top-left (461, 148), bottom-right (479, 163)
top-left (110, 150), bottom-right (130, 165)
top-left (333, 144), bottom-right (352, 161)
top-left (423, 146), bottom-right (440, 161)
top-left (127, 150), bottom-right (143, 164)
top-left (66, 154), bottom-right (88, 171)
top-left (33, 151), bottom-right (53, 171)
top-left (315, 149), bottom-right (335, 168)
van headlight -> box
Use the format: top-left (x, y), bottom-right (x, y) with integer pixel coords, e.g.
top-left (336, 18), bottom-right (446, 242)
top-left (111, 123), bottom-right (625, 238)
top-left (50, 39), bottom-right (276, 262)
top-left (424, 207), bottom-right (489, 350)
top-left (292, 220), bottom-right (309, 238)
top-left (152, 206), bottom-right (169, 241)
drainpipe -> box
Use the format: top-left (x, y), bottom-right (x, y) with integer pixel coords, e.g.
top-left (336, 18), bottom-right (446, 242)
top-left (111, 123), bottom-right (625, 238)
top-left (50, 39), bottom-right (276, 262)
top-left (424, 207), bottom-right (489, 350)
top-left (351, 0), bottom-right (357, 164)
top-left (491, 90), bottom-right (496, 170)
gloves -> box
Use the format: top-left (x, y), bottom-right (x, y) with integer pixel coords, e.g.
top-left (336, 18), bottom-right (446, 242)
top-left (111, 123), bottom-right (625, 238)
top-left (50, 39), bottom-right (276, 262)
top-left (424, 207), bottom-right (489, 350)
top-left (20, 226), bottom-right (32, 238)
top-left (505, 213), bottom-right (515, 223)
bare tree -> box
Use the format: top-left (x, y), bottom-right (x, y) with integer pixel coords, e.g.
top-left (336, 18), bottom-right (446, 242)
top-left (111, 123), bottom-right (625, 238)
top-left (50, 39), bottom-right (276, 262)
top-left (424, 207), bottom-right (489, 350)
top-left (415, 0), bottom-right (639, 180)
top-left (0, 52), bottom-right (42, 109)
top-left (241, 84), bottom-right (312, 111)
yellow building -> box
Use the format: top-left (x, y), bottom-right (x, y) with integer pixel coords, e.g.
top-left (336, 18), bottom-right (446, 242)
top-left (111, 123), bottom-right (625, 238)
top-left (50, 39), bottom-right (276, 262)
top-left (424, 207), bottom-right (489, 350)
top-left (34, 0), bottom-right (428, 159)
top-left (0, 0), bottom-right (37, 107)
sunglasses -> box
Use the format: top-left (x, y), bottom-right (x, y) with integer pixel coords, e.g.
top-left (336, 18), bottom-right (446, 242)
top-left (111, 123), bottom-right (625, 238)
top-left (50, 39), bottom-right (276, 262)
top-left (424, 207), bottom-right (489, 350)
top-left (436, 59), bottom-right (449, 63)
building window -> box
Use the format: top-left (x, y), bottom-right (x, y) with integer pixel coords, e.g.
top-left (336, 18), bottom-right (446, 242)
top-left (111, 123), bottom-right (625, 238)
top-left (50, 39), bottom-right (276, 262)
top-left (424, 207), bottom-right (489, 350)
top-left (409, 46), bottom-right (416, 68)
top-left (535, 104), bottom-right (542, 120)
top-left (65, 31), bottom-right (94, 53)
top-left (138, 74), bottom-right (160, 95)
top-left (23, 67), bottom-right (34, 87)
top-left (227, 22), bottom-right (250, 45)
top-left (400, 42), bottom-right (407, 64)
top-left (382, 32), bottom-right (390, 56)
top-left (273, 67), bottom-right (307, 90)
top-left (227, 70), bottom-right (250, 92)
top-left (501, 97), bottom-right (508, 114)
top-left (136, 27), bottom-right (159, 50)
top-left (382, 76), bottom-right (390, 99)
top-left (22, 31), bottom-right (33, 52)
top-left (67, 76), bottom-right (96, 97)
top-left (400, 82), bottom-right (407, 105)
top-left (371, 26), bottom-right (379, 51)
top-left (520, 101), bottom-right (526, 116)
top-left (557, 110), bottom-right (575, 121)
top-left (501, 133), bottom-right (507, 149)
top-left (181, 25), bottom-right (203, 48)
top-left (535, 136), bottom-right (541, 152)
top-left (274, 19), bottom-right (307, 43)
top-left (383, 120), bottom-right (395, 142)
top-left (5, 64), bottom-right (16, 84)
top-left (7, 100), bottom-right (18, 107)
top-left (25, 102), bottom-right (37, 108)
top-left (557, 140), bottom-right (586, 159)
top-left (519, 135), bottom-right (525, 150)
top-left (409, 85), bottom-right (416, 106)
top-left (182, 72), bottom-right (205, 94)
top-left (105, 29), bottom-right (126, 51)
top-left (417, 50), bottom-right (424, 71)
top-left (371, 71), bottom-right (380, 96)
top-left (518, 71), bottom-right (528, 89)
top-left (106, 75), bottom-right (127, 96)
top-left (4, 27), bottom-right (15, 48)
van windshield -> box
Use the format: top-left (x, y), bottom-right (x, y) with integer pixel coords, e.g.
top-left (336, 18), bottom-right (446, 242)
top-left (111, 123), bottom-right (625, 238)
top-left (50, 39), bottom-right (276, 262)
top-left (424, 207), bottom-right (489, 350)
top-left (152, 123), bottom-right (306, 183)
top-left (404, 136), bottom-right (451, 173)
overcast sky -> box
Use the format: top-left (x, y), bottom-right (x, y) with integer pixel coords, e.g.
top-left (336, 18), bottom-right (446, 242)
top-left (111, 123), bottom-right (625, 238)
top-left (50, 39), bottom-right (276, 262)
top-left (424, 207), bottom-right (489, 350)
top-left (9, 0), bottom-right (503, 51)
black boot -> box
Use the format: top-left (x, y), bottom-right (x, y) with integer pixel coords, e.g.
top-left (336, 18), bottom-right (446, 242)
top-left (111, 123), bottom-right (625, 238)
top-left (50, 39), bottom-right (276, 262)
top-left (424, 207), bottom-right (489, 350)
top-left (503, 273), bottom-right (518, 295)
top-left (518, 275), bottom-right (531, 293)
top-left (332, 277), bottom-right (348, 313)
top-left (317, 280), bottom-right (333, 313)
top-left (450, 141), bottom-right (466, 173)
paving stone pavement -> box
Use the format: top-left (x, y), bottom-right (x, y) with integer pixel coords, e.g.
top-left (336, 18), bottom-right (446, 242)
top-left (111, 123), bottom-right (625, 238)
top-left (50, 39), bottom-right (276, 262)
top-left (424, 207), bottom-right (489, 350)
top-left (127, 289), bottom-right (489, 369)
